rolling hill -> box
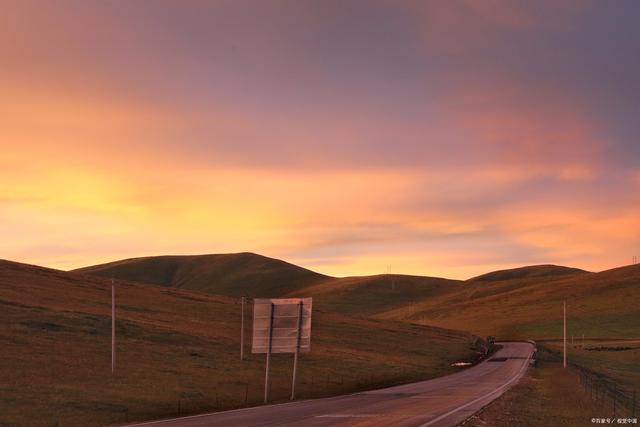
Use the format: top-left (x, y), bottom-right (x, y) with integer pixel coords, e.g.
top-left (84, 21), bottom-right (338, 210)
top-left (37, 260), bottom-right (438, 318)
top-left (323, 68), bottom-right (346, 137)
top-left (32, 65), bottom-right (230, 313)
top-left (378, 264), bottom-right (640, 340)
top-left (289, 273), bottom-right (463, 316)
top-left (74, 254), bottom-right (466, 316)
top-left (469, 264), bottom-right (588, 282)
top-left (5, 253), bottom-right (639, 425)
top-left (73, 252), bottom-right (328, 297)
top-left (75, 255), bottom-right (597, 318)
top-left (0, 258), bottom-right (476, 426)
top-left (75, 253), bottom-right (640, 340)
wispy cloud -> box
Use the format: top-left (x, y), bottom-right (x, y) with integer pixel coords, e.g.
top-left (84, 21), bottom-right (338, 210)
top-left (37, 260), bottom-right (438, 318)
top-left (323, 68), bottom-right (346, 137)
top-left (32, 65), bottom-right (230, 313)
top-left (1, 1), bottom-right (638, 277)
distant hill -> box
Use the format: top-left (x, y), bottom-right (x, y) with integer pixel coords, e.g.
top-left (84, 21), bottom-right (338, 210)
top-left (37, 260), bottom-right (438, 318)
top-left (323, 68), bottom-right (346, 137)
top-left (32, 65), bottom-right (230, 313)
top-left (76, 254), bottom-right (465, 314)
top-left (75, 255), bottom-right (601, 320)
top-left (75, 253), bottom-right (640, 340)
top-left (469, 264), bottom-right (588, 282)
top-left (378, 264), bottom-right (640, 340)
top-left (73, 252), bottom-right (328, 297)
top-left (291, 274), bottom-right (463, 316)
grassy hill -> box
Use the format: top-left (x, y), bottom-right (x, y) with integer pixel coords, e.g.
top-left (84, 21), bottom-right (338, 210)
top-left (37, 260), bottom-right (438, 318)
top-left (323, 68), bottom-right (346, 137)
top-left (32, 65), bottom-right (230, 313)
top-left (73, 252), bottom-right (328, 297)
top-left (289, 273), bottom-right (463, 316)
top-left (75, 254), bottom-right (466, 316)
top-left (76, 254), bottom-right (639, 341)
top-left (76, 253), bottom-right (637, 335)
top-left (378, 264), bottom-right (640, 340)
top-left (0, 259), bottom-right (476, 426)
top-left (75, 255), bottom-right (599, 322)
top-left (469, 264), bottom-right (588, 282)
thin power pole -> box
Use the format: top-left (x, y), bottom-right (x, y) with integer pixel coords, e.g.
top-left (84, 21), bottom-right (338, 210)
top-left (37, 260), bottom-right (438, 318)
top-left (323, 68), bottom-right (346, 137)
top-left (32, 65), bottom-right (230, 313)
top-left (291, 301), bottom-right (303, 400)
top-left (264, 303), bottom-right (274, 404)
top-left (240, 297), bottom-right (245, 361)
top-left (112, 279), bottom-right (116, 374)
top-left (563, 300), bottom-right (567, 368)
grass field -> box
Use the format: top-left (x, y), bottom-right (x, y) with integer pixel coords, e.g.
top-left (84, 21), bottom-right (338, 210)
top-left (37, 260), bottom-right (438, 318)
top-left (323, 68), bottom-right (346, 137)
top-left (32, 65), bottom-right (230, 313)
top-left (465, 350), bottom-right (623, 427)
top-left (7, 254), bottom-right (640, 425)
top-left (378, 264), bottom-right (640, 341)
top-left (0, 259), bottom-right (477, 426)
top-left (542, 339), bottom-right (640, 398)
top-left (76, 254), bottom-right (640, 342)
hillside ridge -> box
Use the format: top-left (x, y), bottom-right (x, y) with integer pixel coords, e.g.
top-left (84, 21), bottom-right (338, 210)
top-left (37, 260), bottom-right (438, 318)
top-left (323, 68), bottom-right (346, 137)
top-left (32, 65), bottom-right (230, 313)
top-left (468, 264), bottom-right (589, 282)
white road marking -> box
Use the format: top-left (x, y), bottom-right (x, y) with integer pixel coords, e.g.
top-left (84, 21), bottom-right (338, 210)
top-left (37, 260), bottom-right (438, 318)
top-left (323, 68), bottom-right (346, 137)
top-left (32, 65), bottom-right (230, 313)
top-left (419, 349), bottom-right (532, 427)
top-left (316, 414), bottom-right (381, 418)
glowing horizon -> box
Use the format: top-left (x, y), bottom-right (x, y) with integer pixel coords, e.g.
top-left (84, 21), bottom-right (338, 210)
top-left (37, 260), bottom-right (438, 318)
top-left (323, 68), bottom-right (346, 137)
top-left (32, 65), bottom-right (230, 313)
top-left (1, 1), bottom-right (638, 279)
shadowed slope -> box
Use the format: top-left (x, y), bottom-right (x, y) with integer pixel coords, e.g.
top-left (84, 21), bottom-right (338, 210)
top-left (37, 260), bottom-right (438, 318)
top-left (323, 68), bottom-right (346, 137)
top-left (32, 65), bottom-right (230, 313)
top-left (73, 252), bottom-right (328, 297)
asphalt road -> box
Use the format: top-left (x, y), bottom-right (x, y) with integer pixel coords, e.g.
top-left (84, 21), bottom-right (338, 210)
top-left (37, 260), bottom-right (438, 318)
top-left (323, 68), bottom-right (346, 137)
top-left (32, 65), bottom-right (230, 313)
top-left (127, 342), bottom-right (534, 427)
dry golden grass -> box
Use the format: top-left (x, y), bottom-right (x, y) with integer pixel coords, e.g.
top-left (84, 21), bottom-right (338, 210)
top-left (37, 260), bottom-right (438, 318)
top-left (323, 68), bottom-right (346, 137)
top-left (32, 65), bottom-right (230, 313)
top-left (543, 339), bottom-right (640, 394)
top-left (464, 351), bottom-right (625, 427)
top-left (378, 264), bottom-right (640, 341)
top-left (0, 260), bottom-right (476, 426)
top-left (73, 253), bottom-right (328, 297)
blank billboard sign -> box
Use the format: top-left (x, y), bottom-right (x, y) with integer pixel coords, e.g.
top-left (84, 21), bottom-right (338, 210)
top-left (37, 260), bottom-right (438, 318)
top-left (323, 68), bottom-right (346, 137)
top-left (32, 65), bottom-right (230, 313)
top-left (252, 298), bottom-right (312, 354)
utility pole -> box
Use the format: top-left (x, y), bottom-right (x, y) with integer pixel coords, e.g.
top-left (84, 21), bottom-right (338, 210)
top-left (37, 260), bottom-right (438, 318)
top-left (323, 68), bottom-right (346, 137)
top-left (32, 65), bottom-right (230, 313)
top-left (387, 265), bottom-right (395, 291)
top-left (563, 300), bottom-right (567, 368)
top-left (112, 279), bottom-right (116, 374)
top-left (240, 297), bottom-right (245, 361)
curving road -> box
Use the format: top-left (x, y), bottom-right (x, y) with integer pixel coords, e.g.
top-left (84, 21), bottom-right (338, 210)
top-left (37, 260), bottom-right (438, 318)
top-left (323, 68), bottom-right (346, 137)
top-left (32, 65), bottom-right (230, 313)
top-left (126, 342), bottom-right (534, 427)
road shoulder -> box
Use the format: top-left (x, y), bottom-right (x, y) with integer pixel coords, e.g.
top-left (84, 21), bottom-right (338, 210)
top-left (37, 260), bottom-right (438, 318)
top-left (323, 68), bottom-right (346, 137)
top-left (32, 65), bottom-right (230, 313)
top-left (460, 357), bottom-right (611, 427)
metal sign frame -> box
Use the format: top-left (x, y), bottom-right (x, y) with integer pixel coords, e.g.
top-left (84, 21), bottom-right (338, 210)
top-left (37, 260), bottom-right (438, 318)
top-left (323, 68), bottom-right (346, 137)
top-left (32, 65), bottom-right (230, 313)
top-left (251, 298), bottom-right (312, 402)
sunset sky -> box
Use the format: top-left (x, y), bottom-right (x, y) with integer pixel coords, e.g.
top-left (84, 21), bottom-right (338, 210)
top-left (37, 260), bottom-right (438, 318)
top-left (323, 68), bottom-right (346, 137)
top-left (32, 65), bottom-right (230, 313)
top-left (1, 1), bottom-right (639, 279)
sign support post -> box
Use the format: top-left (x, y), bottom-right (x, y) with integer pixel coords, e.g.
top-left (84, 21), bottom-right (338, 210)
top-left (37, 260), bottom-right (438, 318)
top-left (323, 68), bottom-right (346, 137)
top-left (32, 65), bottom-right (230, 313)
top-left (252, 298), bottom-right (312, 404)
top-left (264, 303), bottom-right (274, 403)
top-left (240, 297), bottom-right (245, 361)
top-left (290, 301), bottom-right (303, 400)
top-left (563, 300), bottom-right (567, 368)
top-left (112, 279), bottom-right (115, 374)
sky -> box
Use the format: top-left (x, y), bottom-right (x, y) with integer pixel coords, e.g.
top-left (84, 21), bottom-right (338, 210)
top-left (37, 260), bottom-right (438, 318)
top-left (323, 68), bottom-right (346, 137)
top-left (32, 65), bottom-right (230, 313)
top-left (1, 0), bottom-right (639, 279)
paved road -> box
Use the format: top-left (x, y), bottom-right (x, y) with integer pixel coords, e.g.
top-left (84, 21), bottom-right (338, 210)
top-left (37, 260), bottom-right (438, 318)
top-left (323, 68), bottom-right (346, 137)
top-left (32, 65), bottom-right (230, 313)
top-left (127, 342), bottom-right (534, 427)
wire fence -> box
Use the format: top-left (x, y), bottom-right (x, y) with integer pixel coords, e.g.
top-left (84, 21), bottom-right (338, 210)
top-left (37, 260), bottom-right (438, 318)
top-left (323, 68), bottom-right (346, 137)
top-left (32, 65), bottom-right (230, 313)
top-left (85, 368), bottom-right (426, 425)
top-left (538, 344), bottom-right (637, 418)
